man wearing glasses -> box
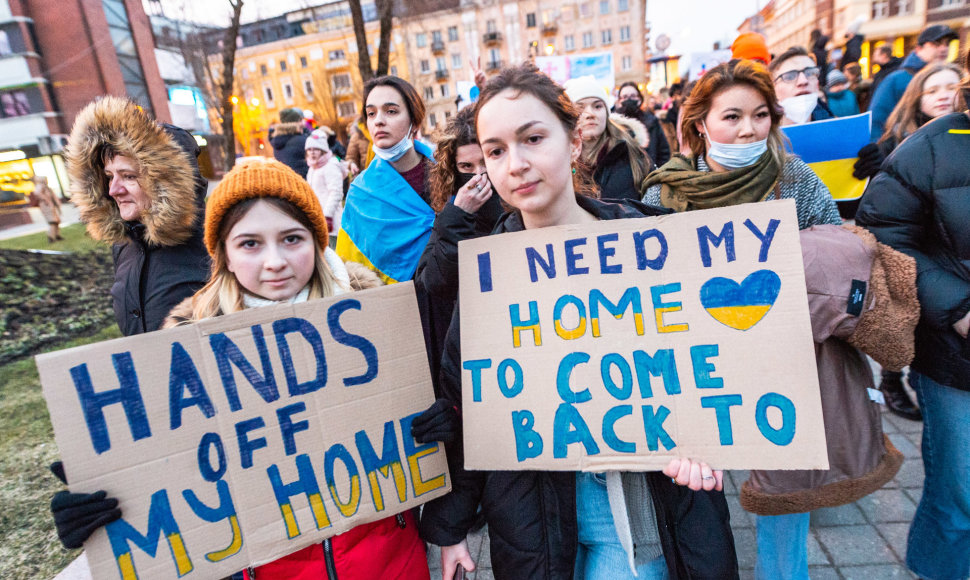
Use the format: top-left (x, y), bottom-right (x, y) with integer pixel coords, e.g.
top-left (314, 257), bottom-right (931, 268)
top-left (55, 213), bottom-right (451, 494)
top-left (768, 46), bottom-right (834, 126)
top-left (868, 24), bottom-right (957, 141)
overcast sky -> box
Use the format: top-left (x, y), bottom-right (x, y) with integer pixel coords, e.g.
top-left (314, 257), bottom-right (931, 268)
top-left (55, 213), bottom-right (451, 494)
top-left (149, 0), bottom-right (760, 55)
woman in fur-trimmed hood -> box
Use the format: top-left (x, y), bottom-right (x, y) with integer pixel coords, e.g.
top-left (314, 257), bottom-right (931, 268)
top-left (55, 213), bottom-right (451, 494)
top-left (65, 96), bottom-right (210, 336)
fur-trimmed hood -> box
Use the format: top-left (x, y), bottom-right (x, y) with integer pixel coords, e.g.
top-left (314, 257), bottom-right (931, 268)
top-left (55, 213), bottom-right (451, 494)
top-left (66, 96), bottom-right (204, 247)
top-left (611, 114), bottom-right (649, 148)
top-left (269, 121), bottom-right (307, 138)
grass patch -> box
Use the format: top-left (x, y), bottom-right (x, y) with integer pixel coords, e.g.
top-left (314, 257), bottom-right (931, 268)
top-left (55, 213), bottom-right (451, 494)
top-left (0, 223), bottom-right (101, 253)
top-left (0, 325), bottom-right (121, 580)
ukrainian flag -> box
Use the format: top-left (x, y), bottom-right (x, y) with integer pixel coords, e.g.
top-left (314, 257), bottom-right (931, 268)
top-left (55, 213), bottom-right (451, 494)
top-left (335, 140), bottom-right (436, 284)
top-left (782, 112), bottom-right (871, 201)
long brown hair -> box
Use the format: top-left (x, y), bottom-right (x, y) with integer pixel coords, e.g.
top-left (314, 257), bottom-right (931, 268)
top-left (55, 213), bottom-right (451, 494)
top-left (681, 59), bottom-right (787, 171)
top-left (880, 62), bottom-right (964, 146)
top-left (190, 197), bottom-right (341, 320)
top-left (474, 63), bottom-right (598, 198)
top-left (429, 107), bottom-right (477, 212)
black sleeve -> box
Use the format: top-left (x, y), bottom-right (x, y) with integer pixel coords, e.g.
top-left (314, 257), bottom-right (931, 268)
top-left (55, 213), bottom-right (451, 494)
top-left (650, 120), bottom-right (671, 167)
top-left (418, 304), bottom-right (488, 547)
top-left (856, 134), bottom-right (970, 330)
top-left (414, 202), bottom-right (480, 302)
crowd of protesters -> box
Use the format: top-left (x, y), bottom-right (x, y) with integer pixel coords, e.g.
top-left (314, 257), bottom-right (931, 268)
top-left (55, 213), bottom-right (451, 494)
top-left (43, 19), bottom-right (970, 580)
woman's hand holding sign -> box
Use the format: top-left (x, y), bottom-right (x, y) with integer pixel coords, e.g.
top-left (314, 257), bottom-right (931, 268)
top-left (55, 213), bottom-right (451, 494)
top-left (663, 457), bottom-right (723, 492)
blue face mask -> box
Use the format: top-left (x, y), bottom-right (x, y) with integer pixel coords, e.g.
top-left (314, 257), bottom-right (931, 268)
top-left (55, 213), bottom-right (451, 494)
top-left (372, 124), bottom-right (414, 162)
top-left (702, 121), bottom-right (768, 169)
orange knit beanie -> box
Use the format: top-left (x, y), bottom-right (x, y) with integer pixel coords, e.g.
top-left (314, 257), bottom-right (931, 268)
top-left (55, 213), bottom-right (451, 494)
top-left (205, 157), bottom-right (329, 256)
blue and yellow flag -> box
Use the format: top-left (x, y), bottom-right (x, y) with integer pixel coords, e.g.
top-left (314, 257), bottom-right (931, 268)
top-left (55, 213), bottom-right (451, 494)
top-left (335, 140), bottom-right (435, 284)
top-left (782, 112), bottom-right (871, 201)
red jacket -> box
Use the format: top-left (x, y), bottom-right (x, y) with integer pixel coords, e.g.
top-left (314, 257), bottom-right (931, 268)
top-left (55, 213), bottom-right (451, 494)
top-left (245, 512), bottom-right (429, 580)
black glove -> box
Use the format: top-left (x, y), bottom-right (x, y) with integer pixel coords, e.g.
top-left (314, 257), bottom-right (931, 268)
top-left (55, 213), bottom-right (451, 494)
top-left (411, 399), bottom-right (460, 444)
top-left (49, 462), bottom-right (121, 549)
top-left (852, 143), bottom-right (885, 180)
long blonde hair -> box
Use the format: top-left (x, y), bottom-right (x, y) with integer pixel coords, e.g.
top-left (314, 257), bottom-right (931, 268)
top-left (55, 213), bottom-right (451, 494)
top-left (190, 197), bottom-right (341, 321)
top-left (581, 118), bottom-right (650, 187)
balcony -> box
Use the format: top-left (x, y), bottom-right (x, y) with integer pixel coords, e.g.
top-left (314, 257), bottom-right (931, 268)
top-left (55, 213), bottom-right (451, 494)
top-left (483, 31), bottom-right (503, 46)
top-left (485, 59), bottom-right (503, 72)
top-left (332, 86), bottom-right (353, 96)
top-left (542, 23), bottom-right (558, 35)
top-left (435, 69), bottom-right (449, 81)
top-left (431, 39), bottom-right (446, 54)
top-left (325, 59), bottom-right (349, 70)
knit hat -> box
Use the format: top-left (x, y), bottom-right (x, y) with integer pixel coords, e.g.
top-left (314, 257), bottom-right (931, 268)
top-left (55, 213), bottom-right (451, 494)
top-left (563, 76), bottom-right (615, 109)
top-left (305, 128), bottom-right (331, 152)
top-left (825, 69), bottom-right (849, 90)
top-left (205, 157), bottom-right (329, 255)
top-left (731, 32), bottom-right (771, 65)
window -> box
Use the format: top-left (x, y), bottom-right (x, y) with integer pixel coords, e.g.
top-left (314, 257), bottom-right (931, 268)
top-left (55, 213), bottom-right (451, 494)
top-left (486, 20), bottom-right (497, 33)
top-left (489, 48), bottom-right (501, 64)
top-left (448, 26), bottom-right (459, 41)
top-left (620, 26), bottom-right (631, 42)
top-left (445, 110), bottom-right (452, 119)
top-left (338, 101), bottom-right (356, 118)
top-left (263, 85), bottom-right (274, 105)
top-left (601, 29), bottom-right (612, 45)
top-left (333, 74), bottom-right (352, 89)
top-left (300, 56), bottom-right (308, 68)
top-left (622, 55), bottom-right (632, 71)
top-left (564, 35), bottom-right (575, 51)
top-left (526, 13), bottom-right (537, 27)
top-left (432, 30), bottom-right (442, 43)
top-left (452, 53), bottom-right (462, 69)
top-left (600, 0), bottom-right (610, 14)
top-left (873, 0), bottom-right (889, 17)
top-left (260, 63), bottom-right (268, 76)
top-left (896, 0), bottom-right (914, 14)
top-left (283, 82), bottom-right (293, 103)
top-left (303, 79), bottom-right (314, 96)
top-left (582, 31), bottom-right (594, 48)
top-left (0, 31), bottom-right (10, 56)
top-left (391, 65), bottom-right (398, 76)
top-left (424, 86), bottom-right (434, 100)
top-left (329, 49), bottom-right (346, 60)
top-left (279, 60), bottom-right (287, 71)
top-left (436, 56), bottom-right (447, 71)
top-left (580, 2), bottom-right (592, 17)
top-left (241, 68), bottom-right (249, 80)
top-left (618, 0), bottom-right (629, 11)
top-left (416, 32), bottom-right (427, 47)
top-left (420, 59), bottom-right (430, 73)
top-left (429, 112), bottom-right (437, 128)
top-left (0, 90), bottom-right (30, 118)
top-left (440, 84), bottom-right (449, 97)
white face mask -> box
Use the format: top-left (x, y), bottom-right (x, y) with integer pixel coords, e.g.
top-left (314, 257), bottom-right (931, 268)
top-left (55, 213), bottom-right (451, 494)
top-left (372, 124), bottom-right (414, 162)
top-left (779, 93), bottom-right (818, 125)
top-left (702, 121), bottom-right (768, 169)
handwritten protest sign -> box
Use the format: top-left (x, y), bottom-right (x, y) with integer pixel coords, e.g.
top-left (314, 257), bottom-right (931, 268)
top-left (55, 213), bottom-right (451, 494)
top-left (458, 200), bottom-right (828, 471)
top-left (783, 111), bottom-right (872, 201)
top-left (37, 282), bottom-right (449, 580)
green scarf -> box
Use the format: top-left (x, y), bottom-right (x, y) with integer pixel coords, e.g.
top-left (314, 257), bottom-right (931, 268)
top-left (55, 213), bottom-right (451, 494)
top-left (642, 152), bottom-right (779, 212)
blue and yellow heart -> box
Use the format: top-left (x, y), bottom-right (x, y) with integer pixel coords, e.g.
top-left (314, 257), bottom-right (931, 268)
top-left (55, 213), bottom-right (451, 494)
top-left (700, 269), bottom-right (781, 331)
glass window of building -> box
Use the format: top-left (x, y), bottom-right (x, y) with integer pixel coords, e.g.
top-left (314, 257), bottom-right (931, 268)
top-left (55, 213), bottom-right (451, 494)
top-left (421, 59), bottom-right (430, 73)
top-left (620, 26), bottom-right (631, 41)
top-left (600, 0), bottom-right (610, 14)
top-left (618, 0), bottom-right (629, 11)
top-left (602, 29), bottom-right (612, 44)
top-left (564, 35), bottom-right (575, 50)
top-left (101, 0), bottom-right (153, 114)
top-left (452, 53), bottom-right (462, 69)
top-left (448, 26), bottom-right (459, 41)
top-left (582, 31), bottom-right (594, 48)
top-left (416, 32), bottom-right (427, 47)
top-left (526, 13), bottom-right (537, 27)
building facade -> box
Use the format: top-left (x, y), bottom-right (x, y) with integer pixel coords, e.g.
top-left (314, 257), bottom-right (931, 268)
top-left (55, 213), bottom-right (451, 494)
top-left (0, 0), bottom-right (167, 227)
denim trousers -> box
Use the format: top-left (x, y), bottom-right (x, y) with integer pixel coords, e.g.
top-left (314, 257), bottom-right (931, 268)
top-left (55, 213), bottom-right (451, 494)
top-left (574, 472), bottom-right (669, 580)
top-left (906, 371), bottom-right (970, 580)
top-left (754, 512), bottom-right (810, 580)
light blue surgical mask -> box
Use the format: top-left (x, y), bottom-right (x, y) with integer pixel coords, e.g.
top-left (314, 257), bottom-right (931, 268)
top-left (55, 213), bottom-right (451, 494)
top-left (372, 124), bottom-right (414, 162)
top-left (702, 121), bottom-right (768, 169)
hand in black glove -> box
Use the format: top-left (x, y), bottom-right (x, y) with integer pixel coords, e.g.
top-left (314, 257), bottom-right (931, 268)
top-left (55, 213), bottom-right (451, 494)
top-left (411, 399), bottom-right (461, 444)
top-left (852, 143), bottom-right (886, 180)
top-left (49, 462), bottom-right (122, 549)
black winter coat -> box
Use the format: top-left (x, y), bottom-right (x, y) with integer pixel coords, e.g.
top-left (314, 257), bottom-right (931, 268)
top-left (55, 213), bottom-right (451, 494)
top-left (594, 141), bottom-right (640, 201)
top-left (269, 122), bottom-right (310, 178)
top-left (414, 194), bottom-right (504, 394)
top-left (856, 112), bottom-right (970, 390)
top-left (627, 108), bottom-right (671, 168)
top-left (419, 195), bottom-right (739, 580)
top-left (870, 56), bottom-right (903, 96)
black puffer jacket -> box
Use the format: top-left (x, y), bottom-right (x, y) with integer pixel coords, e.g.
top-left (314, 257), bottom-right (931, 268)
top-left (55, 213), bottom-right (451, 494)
top-left (855, 112), bottom-right (970, 390)
top-left (594, 141), bottom-right (641, 201)
top-left (269, 121), bottom-right (309, 178)
top-left (419, 195), bottom-right (738, 580)
top-left (625, 108), bottom-right (671, 168)
top-left (65, 97), bottom-right (210, 335)
top-left (414, 194), bottom-right (504, 394)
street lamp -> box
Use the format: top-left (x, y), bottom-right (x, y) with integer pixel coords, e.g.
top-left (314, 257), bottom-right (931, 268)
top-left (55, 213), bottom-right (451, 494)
top-left (544, 43), bottom-right (555, 56)
top-left (251, 97), bottom-right (260, 107)
top-left (230, 95), bottom-right (239, 104)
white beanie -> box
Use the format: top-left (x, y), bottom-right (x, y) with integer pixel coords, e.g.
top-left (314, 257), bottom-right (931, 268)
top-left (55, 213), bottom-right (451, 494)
top-left (563, 76), bottom-right (615, 109)
top-left (304, 128), bottom-right (330, 152)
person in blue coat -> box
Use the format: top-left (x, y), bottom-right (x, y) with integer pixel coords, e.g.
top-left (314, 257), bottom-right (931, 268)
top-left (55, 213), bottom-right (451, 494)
top-left (824, 70), bottom-right (860, 117)
top-left (867, 24), bottom-right (956, 140)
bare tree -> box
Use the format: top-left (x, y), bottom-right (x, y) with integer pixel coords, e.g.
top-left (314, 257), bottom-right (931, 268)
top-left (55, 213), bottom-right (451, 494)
top-left (349, 0), bottom-right (394, 82)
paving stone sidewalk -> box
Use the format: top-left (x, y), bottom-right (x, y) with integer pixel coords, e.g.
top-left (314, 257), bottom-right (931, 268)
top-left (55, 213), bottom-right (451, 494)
top-left (428, 408), bottom-right (925, 580)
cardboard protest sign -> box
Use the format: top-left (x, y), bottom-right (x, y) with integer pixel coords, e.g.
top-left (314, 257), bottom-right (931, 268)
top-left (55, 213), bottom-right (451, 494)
top-left (37, 282), bottom-right (449, 580)
top-left (458, 200), bottom-right (828, 471)
top-left (782, 112), bottom-right (872, 201)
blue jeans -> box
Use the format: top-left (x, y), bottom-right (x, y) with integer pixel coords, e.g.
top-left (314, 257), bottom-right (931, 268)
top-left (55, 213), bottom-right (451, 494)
top-left (906, 371), bottom-right (970, 580)
top-left (575, 472), bottom-right (669, 580)
top-left (755, 512), bottom-right (810, 580)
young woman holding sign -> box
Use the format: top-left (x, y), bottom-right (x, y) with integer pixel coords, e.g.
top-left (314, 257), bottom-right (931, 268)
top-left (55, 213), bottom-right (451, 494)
top-left (52, 158), bottom-right (446, 579)
top-left (417, 63), bottom-right (738, 580)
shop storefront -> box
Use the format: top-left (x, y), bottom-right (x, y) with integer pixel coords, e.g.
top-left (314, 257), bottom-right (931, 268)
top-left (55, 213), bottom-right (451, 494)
top-left (0, 145), bottom-right (70, 229)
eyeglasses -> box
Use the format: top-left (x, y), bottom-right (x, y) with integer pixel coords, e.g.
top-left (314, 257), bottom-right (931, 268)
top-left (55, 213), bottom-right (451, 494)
top-left (774, 67), bottom-right (821, 84)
